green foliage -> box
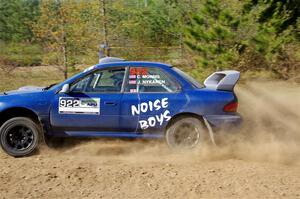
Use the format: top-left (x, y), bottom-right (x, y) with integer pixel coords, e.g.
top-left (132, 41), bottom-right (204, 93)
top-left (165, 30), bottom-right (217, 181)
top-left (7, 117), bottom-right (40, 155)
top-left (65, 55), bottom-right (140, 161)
top-left (243, 0), bottom-right (299, 55)
top-left (238, 0), bottom-right (300, 78)
top-left (106, 0), bottom-right (195, 47)
top-left (0, 41), bottom-right (42, 66)
top-left (0, 0), bottom-right (41, 67)
top-left (0, 0), bottom-right (39, 42)
top-left (184, 0), bottom-right (240, 71)
top-left (243, 0), bottom-right (300, 35)
top-left (32, 0), bottom-right (101, 77)
top-left (0, 0), bottom-right (299, 80)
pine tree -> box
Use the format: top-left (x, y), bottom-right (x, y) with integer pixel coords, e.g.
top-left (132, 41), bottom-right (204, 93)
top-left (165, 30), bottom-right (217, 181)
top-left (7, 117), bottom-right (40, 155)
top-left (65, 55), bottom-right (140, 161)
top-left (184, 0), bottom-right (240, 72)
top-left (242, 0), bottom-right (300, 78)
top-left (243, 0), bottom-right (300, 35)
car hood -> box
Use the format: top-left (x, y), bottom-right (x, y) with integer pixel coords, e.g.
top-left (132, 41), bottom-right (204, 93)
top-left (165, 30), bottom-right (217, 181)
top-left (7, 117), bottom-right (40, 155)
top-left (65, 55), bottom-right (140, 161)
top-left (2, 86), bottom-right (45, 95)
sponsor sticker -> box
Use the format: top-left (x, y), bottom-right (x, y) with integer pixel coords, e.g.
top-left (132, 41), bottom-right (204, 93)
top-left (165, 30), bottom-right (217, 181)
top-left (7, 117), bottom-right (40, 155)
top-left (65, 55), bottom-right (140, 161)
top-left (129, 80), bottom-right (137, 84)
top-left (130, 89), bottom-right (137, 93)
top-left (59, 97), bottom-right (100, 115)
top-left (130, 68), bottom-right (148, 75)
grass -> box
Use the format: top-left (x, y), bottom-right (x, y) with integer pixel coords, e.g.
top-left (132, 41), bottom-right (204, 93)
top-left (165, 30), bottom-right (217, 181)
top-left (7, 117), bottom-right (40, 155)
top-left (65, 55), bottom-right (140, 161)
top-left (0, 66), bottom-right (83, 92)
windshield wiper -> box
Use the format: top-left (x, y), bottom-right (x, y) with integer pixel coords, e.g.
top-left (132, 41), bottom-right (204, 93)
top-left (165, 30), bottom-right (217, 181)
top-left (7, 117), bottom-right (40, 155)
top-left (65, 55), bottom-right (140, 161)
top-left (43, 83), bottom-right (57, 91)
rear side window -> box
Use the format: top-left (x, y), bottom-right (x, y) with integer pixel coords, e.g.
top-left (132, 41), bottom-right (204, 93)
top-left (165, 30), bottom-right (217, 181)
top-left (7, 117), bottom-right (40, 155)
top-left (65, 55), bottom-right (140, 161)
top-left (70, 68), bottom-right (125, 93)
top-left (173, 67), bottom-right (204, 88)
top-left (125, 67), bottom-right (180, 93)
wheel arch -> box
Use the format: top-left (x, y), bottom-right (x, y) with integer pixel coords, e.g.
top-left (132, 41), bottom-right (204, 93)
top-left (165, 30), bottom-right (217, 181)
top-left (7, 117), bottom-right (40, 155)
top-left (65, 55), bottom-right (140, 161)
top-left (0, 107), bottom-right (41, 128)
top-left (166, 112), bottom-right (204, 131)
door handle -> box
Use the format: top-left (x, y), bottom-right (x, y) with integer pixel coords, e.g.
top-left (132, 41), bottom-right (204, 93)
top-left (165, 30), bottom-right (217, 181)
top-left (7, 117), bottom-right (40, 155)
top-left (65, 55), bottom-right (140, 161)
top-left (104, 101), bottom-right (117, 106)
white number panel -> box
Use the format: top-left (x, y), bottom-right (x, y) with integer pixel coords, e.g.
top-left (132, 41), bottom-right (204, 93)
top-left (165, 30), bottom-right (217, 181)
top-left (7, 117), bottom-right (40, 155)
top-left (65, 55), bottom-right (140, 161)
top-left (59, 97), bottom-right (100, 115)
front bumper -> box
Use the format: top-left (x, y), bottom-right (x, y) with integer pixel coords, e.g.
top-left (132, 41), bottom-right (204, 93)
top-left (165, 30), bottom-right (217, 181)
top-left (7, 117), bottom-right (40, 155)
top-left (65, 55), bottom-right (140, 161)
top-left (204, 114), bottom-right (242, 130)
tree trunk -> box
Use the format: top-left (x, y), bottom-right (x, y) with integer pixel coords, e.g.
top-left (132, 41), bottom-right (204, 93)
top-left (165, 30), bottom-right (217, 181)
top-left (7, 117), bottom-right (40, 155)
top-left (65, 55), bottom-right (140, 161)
top-left (62, 20), bottom-right (68, 79)
top-left (57, 0), bottom-right (68, 79)
top-left (100, 0), bottom-right (110, 56)
top-left (62, 43), bottom-right (68, 80)
top-left (180, 33), bottom-right (184, 59)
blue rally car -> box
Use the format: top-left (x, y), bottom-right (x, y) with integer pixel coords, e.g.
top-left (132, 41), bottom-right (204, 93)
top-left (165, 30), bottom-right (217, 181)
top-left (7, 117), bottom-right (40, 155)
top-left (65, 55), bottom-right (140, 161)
top-left (0, 57), bottom-right (241, 157)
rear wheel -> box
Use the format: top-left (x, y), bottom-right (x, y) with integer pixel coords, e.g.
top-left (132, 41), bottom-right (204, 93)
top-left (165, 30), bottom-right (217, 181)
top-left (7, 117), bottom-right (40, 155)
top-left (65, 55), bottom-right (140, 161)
top-left (166, 117), bottom-right (205, 149)
top-left (0, 117), bottom-right (41, 157)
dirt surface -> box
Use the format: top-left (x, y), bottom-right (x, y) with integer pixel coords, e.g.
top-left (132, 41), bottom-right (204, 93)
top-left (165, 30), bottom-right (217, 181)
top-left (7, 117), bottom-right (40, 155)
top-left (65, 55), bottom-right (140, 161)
top-left (1, 81), bottom-right (300, 199)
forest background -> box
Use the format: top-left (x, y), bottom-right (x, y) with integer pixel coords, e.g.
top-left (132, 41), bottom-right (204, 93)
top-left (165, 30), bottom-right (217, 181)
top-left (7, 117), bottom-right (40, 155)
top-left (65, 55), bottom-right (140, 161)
top-left (0, 0), bottom-right (299, 86)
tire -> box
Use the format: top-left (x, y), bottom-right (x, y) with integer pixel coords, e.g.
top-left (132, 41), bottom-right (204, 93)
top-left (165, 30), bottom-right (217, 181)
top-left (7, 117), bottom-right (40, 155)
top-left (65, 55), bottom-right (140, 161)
top-left (165, 117), bottom-right (205, 149)
top-left (0, 117), bottom-right (41, 157)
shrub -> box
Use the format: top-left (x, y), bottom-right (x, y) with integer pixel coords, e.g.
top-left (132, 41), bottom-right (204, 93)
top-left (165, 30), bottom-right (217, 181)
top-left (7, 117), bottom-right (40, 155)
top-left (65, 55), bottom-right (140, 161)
top-left (0, 42), bottom-right (42, 67)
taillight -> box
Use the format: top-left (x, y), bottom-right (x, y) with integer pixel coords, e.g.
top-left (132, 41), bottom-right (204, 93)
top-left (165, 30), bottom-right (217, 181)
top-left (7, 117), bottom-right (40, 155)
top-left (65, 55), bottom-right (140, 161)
top-left (223, 101), bottom-right (238, 112)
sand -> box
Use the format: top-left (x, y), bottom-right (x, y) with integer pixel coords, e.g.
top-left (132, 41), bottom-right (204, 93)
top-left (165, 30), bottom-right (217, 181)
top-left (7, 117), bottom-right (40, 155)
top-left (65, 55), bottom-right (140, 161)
top-left (1, 81), bottom-right (300, 199)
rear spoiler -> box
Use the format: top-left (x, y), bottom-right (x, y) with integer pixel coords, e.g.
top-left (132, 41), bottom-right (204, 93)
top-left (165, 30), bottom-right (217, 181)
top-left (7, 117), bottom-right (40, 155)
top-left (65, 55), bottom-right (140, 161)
top-left (204, 70), bottom-right (240, 91)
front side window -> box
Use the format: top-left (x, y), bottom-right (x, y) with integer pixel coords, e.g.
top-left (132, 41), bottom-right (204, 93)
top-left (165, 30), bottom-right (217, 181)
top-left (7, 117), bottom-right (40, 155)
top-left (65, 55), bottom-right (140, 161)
top-left (71, 68), bottom-right (125, 93)
top-left (125, 67), bottom-right (180, 93)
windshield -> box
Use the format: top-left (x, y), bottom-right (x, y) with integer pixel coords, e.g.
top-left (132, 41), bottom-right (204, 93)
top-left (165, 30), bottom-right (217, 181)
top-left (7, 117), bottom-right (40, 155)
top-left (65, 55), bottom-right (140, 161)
top-left (48, 72), bottom-right (84, 91)
top-left (173, 67), bottom-right (204, 88)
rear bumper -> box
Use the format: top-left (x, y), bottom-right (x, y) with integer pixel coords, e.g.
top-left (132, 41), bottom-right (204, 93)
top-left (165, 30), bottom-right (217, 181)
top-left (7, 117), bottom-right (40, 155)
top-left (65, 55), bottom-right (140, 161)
top-left (204, 114), bottom-right (242, 129)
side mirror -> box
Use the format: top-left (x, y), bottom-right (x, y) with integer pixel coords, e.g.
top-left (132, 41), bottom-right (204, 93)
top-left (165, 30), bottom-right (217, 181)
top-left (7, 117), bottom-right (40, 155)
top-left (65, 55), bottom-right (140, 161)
top-left (59, 84), bottom-right (70, 93)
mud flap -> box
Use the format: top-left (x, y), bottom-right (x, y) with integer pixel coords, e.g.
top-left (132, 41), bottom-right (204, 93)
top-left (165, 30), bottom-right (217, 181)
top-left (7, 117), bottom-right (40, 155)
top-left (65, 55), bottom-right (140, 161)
top-left (203, 118), bottom-right (216, 146)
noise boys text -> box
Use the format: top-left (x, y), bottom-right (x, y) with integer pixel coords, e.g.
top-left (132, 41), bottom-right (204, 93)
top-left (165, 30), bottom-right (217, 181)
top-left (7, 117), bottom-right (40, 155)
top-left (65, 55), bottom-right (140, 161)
top-left (131, 98), bottom-right (171, 130)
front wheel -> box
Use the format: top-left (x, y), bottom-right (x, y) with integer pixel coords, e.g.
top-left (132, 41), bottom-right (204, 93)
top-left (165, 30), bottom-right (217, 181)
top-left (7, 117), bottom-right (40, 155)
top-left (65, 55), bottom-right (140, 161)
top-left (165, 117), bottom-right (205, 149)
top-left (0, 117), bottom-right (41, 157)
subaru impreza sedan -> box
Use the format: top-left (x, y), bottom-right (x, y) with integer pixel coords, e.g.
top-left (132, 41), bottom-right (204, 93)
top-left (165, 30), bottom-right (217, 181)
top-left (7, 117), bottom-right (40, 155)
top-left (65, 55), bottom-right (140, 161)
top-left (0, 57), bottom-right (241, 157)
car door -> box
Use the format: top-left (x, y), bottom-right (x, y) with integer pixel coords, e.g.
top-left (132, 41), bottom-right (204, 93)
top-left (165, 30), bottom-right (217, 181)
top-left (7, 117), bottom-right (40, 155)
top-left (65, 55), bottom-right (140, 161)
top-left (125, 66), bottom-right (187, 134)
top-left (50, 67), bottom-right (129, 135)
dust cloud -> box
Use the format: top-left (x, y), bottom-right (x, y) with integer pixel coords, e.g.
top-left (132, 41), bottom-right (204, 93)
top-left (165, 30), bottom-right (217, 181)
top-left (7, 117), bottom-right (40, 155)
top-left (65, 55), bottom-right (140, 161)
top-left (195, 81), bottom-right (300, 165)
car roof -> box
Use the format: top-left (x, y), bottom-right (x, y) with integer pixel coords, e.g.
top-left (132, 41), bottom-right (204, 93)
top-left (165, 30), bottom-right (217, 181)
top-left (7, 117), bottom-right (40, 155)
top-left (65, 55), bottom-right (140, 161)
top-left (97, 61), bottom-right (171, 68)
top-left (91, 57), bottom-right (172, 70)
